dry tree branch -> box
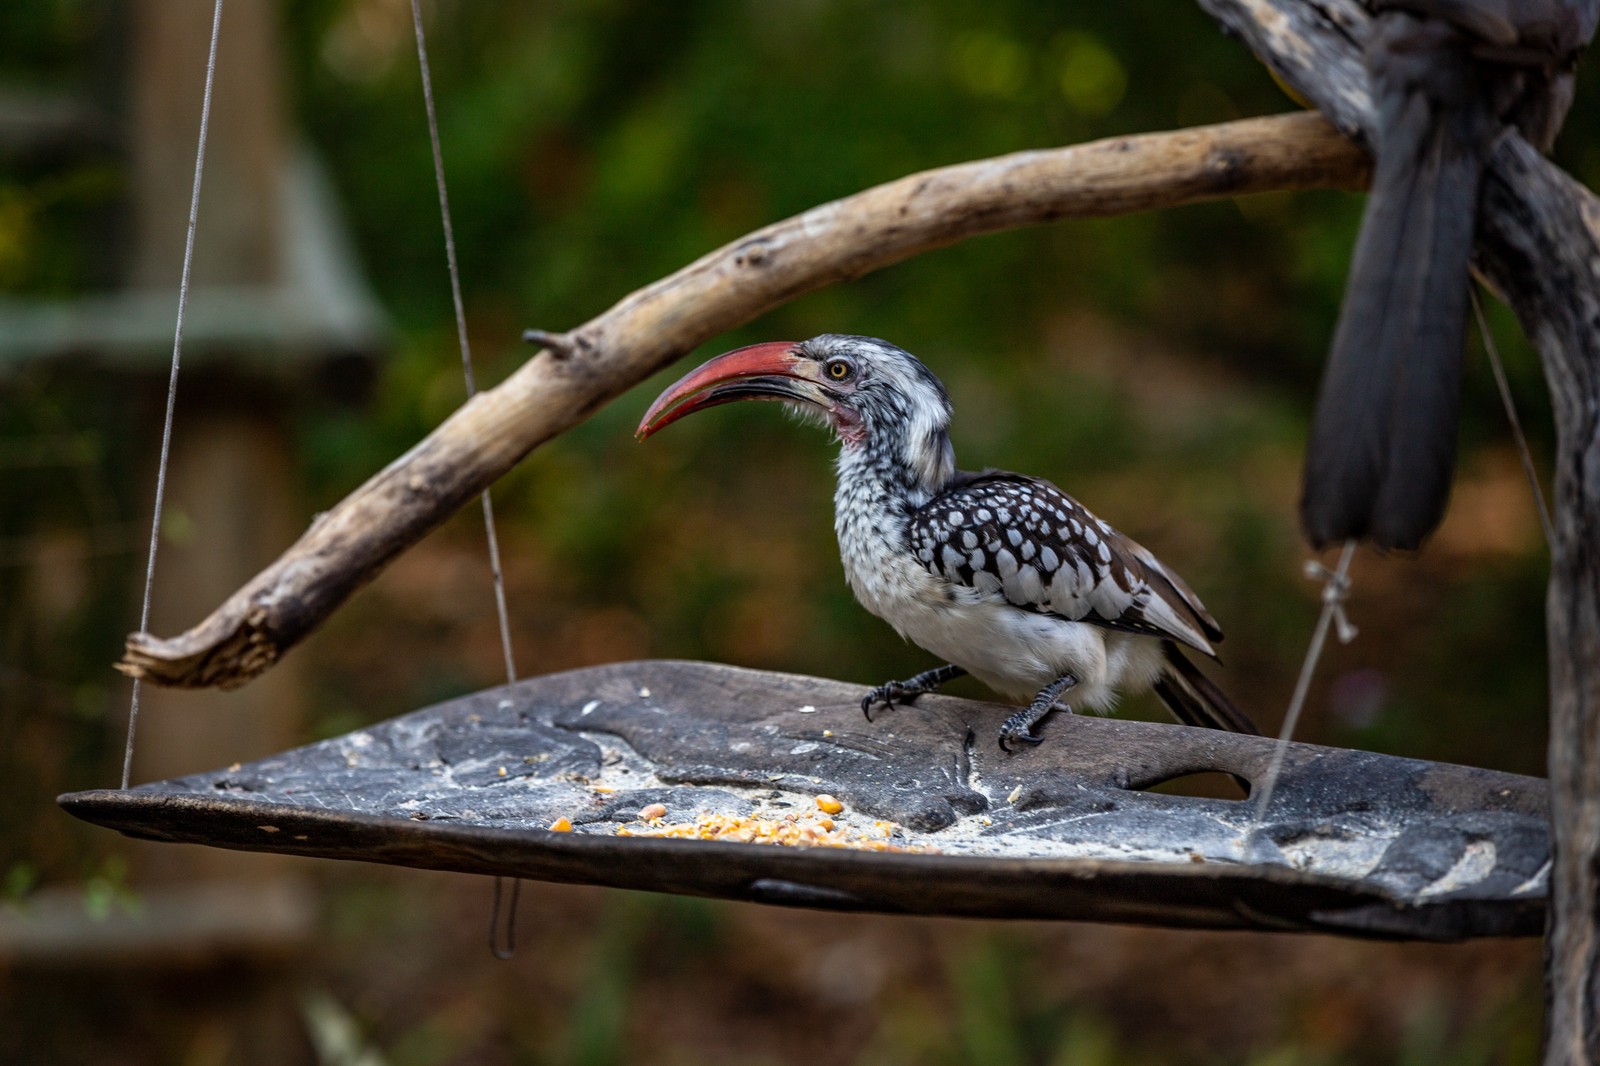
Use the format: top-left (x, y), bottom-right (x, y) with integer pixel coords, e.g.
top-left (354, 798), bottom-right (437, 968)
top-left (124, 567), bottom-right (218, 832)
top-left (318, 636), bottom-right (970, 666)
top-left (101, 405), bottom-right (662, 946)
top-left (118, 111), bottom-right (1368, 690)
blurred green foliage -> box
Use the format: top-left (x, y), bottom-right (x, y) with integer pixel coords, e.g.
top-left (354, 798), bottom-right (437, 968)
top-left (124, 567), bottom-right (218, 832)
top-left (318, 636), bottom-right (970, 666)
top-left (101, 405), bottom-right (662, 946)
top-left (3, 1), bottom-right (1593, 1062)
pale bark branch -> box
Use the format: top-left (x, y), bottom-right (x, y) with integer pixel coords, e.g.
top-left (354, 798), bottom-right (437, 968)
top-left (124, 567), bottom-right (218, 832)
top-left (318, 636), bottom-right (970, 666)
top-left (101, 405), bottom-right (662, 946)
top-left (118, 111), bottom-right (1368, 690)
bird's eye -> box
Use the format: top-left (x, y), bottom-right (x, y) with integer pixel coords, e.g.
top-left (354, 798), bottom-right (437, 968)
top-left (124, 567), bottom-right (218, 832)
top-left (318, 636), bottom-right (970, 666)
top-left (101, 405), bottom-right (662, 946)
top-left (826, 359), bottom-right (853, 381)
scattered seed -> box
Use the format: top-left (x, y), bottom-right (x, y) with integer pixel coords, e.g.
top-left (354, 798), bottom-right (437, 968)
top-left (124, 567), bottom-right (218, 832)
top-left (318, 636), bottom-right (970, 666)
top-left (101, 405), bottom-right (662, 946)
top-left (639, 803), bottom-right (667, 821)
top-left (607, 812), bottom-right (930, 853)
top-left (815, 794), bottom-right (843, 815)
top-left (550, 817), bottom-right (573, 832)
top-left (1006, 784), bottom-right (1023, 804)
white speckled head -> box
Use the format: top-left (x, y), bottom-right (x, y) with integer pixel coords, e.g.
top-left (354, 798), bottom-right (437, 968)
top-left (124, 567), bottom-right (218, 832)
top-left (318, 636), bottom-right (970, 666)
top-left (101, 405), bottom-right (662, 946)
top-left (793, 334), bottom-right (955, 491)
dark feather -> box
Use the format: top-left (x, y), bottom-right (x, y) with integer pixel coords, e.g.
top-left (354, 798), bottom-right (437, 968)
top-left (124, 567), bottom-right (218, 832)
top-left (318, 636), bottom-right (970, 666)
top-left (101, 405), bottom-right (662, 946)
top-left (1154, 642), bottom-right (1260, 735)
top-left (1302, 13), bottom-right (1502, 550)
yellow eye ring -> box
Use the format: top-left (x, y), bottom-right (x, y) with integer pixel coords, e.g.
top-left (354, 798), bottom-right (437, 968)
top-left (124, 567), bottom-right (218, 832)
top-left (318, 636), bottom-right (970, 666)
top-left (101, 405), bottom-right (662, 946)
top-left (827, 360), bottom-right (851, 380)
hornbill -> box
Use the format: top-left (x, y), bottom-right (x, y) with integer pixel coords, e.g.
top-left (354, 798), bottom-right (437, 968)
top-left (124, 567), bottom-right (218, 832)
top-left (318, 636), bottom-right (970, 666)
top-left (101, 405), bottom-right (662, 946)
top-left (1301, 0), bottom-right (1594, 550)
top-left (638, 334), bottom-right (1259, 750)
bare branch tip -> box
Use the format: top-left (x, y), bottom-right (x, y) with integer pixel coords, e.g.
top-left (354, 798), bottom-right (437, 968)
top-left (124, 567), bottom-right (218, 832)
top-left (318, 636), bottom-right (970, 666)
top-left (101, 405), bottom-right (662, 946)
top-left (522, 329), bottom-right (577, 359)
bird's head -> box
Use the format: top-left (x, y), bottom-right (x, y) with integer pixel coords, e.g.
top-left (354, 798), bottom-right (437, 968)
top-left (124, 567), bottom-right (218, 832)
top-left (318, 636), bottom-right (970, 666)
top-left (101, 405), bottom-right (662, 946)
top-left (637, 334), bottom-right (955, 488)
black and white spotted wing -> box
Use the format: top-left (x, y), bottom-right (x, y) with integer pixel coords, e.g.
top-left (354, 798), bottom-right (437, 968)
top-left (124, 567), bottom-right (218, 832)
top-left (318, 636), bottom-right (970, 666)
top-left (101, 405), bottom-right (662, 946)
top-left (907, 471), bottom-right (1223, 656)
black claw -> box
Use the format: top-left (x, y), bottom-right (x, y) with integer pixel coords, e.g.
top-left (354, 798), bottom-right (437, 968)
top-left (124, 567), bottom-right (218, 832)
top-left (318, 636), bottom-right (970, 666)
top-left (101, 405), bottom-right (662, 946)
top-left (861, 681), bottom-right (908, 722)
top-left (997, 728), bottom-right (1045, 753)
top-left (862, 666), bottom-right (965, 727)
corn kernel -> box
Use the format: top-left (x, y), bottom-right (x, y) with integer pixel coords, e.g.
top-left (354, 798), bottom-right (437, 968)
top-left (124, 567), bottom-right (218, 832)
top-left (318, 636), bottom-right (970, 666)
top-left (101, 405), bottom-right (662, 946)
top-left (550, 817), bottom-right (573, 832)
top-left (815, 794), bottom-right (843, 815)
top-left (639, 803), bottom-right (667, 821)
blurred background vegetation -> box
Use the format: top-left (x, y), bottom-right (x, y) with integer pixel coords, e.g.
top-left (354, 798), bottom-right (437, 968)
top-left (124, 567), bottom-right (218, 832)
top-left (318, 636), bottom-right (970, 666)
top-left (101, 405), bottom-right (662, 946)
top-left (3, 1), bottom-right (1593, 1063)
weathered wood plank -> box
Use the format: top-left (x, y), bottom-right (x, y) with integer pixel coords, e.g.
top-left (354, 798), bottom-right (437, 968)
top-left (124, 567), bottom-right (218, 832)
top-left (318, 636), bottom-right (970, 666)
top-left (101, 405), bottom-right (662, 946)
top-left (64, 661), bottom-right (1552, 938)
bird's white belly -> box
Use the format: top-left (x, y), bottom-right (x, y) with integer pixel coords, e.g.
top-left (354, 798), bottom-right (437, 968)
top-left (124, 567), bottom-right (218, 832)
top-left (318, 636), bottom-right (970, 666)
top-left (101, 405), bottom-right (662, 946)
top-left (841, 537), bottom-right (1164, 711)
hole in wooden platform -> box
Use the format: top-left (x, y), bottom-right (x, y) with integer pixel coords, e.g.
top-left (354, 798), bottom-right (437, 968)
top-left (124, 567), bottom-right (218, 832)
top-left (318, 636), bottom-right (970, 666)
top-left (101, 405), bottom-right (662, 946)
top-left (1135, 771), bottom-right (1251, 801)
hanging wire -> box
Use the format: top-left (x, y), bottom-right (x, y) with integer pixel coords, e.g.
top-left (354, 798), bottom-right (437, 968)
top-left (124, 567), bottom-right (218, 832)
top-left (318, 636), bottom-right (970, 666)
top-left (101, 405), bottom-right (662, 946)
top-left (410, 0), bottom-right (519, 687)
top-left (1250, 539), bottom-right (1358, 823)
top-left (1472, 286), bottom-right (1555, 553)
top-left (122, 0), bottom-right (226, 791)
top-left (409, 0), bottom-right (524, 959)
top-left (488, 872), bottom-right (523, 960)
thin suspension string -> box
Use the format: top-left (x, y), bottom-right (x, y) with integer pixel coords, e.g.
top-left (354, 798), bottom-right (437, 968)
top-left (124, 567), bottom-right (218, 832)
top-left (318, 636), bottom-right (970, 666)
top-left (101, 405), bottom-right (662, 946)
top-left (489, 873), bottom-right (522, 959)
top-left (411, 0), bottom-right (518, 687)
top-left (1250, 538), bottom-right (1358, 823)
top-left (1472, 286), bottom-right (1555, 553)
top-left (409, 0), bottom-right (523, 961)
top-left (122, 0), bottom-right (225, 791)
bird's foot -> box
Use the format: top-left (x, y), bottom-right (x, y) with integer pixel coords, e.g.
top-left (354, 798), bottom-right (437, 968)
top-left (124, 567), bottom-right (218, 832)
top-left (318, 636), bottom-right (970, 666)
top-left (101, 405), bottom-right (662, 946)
top-left (999, 673), bottom-right (1078, 752)
top-left (997, 705), bottom-right (1057, 751)
top-left (861, 664), bottom-right (967, 721)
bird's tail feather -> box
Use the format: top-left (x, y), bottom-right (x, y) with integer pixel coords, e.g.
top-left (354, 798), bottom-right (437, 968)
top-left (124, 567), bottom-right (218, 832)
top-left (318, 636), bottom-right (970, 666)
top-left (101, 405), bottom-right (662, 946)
top-left (1301, 16), bottom-right (1500, 550)
top-left (1153, 642), bottom-right (1260, 735)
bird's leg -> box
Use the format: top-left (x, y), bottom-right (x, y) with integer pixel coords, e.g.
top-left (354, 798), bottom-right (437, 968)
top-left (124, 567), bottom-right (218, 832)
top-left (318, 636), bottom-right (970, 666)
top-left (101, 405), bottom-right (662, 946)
top-left (861, 664), bottom-right (967, 721)
top-left (998, 673), bottom-right (1079, 752)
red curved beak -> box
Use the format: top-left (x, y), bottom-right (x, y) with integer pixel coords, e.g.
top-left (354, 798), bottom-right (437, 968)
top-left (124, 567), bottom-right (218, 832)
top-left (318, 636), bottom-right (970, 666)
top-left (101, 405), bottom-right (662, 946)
top-left (636, 341), bottom-right (827, 439)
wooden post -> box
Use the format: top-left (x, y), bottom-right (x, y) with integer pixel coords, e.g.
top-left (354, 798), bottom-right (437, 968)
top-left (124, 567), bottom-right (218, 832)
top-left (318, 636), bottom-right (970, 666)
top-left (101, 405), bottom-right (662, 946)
top-left (1193, 2), bottom-right (1600, 1059)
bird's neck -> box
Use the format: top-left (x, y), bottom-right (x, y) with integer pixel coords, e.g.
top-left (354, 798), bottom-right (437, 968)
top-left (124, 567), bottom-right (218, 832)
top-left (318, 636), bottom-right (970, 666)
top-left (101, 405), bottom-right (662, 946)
top-left (831, 429), bottom-right (954, 625)
top-left (833, 429), bottom-right (955, 520)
